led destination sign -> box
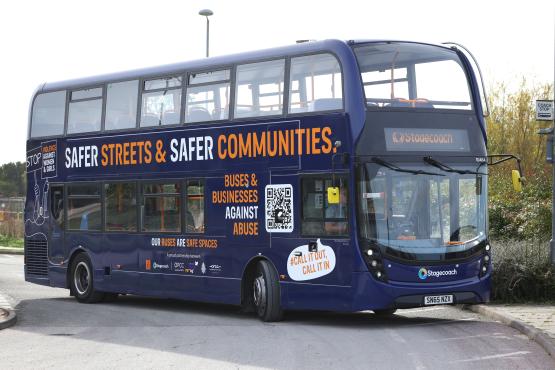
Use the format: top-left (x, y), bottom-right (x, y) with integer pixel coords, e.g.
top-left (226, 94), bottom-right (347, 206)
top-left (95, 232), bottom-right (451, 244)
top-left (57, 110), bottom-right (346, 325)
top-left (384, 128), bottom-right (470, 152)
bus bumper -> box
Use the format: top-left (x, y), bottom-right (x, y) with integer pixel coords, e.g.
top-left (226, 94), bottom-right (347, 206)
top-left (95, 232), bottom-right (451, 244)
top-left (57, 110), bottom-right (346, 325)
top-left (350, 271), bottom-right (490, 311)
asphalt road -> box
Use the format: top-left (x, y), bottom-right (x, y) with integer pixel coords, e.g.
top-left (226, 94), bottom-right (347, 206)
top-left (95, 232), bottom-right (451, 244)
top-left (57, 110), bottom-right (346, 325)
top-left (0, 254), bottom-right (553, 369)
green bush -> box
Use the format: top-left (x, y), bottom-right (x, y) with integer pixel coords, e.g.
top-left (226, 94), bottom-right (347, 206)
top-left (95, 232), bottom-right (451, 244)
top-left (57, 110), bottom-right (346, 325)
top-left (489, 163), bottom-right (552, 241)
top-left (491, 239), bottom-right (555, 302)
top-left (0, 234), bottom-right (23, 248)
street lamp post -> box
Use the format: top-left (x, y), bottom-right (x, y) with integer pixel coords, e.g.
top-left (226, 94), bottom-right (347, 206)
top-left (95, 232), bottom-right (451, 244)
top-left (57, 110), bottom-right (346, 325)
top-left (199, 9), bottom-right (213, 58)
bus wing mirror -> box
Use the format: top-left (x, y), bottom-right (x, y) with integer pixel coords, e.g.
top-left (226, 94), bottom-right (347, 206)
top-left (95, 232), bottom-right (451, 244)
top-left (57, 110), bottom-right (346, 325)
top-left (512, 170), bottom-right (523, 192)
top-left (327, 187), bottom-right (340, 204)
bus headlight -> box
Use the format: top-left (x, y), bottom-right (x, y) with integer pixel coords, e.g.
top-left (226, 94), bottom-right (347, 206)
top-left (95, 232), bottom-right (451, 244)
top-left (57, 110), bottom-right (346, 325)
top-left (362, 244), bottom-right (388, 282)
top-left (479, 243), bottom-right (491, 278)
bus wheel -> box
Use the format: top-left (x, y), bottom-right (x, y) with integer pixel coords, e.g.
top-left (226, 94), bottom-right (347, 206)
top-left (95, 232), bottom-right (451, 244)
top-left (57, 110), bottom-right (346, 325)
top-left (253, 260), bottom-right (283, 322)
top-left (70, 253), bottom-right (105, 303)
top-left (373, 308), bottom-right (397, 316)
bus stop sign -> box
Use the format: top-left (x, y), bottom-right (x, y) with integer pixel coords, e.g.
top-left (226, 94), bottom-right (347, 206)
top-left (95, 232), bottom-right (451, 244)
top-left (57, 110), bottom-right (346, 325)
top-left (536, 100), bottom-right (554, 121)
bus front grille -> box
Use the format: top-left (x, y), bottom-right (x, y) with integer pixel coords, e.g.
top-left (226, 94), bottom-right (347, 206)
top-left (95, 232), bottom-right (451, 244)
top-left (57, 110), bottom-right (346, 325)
top-left (25, 237), bottom-right (48, 276)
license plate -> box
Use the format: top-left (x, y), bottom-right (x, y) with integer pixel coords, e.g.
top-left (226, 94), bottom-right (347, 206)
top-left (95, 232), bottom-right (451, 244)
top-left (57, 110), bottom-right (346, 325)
top-left (424, 294), bottom-right (454, 305)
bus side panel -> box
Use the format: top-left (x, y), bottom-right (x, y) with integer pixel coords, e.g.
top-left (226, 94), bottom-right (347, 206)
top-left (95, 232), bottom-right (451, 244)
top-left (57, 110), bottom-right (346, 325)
top-left (64, 232), bottom-right (243, 304)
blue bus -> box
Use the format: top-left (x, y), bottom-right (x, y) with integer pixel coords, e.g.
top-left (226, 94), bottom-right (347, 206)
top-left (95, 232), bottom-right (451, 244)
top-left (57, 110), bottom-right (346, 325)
top-left (24, 40), bottom-right (516, 321)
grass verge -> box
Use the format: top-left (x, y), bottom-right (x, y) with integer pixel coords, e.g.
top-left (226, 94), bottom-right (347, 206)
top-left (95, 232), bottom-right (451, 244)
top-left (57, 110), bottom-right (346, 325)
top-left (0, 234), bottom-right (24, 248)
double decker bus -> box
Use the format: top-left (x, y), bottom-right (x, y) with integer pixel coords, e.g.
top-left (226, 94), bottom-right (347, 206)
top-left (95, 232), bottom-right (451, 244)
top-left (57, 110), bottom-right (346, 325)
top-left (25, 39), bottom-right (512, 321)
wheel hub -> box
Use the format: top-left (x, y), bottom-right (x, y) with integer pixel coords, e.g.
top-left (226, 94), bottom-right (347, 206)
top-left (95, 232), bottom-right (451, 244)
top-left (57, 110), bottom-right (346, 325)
top-left (253, 275), bottom-right (266, 309)
top-left (74, 261), bottom-right (90, 296)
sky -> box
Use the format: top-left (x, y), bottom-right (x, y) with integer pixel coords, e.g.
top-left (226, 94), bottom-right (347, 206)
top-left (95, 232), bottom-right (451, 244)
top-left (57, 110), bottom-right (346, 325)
top-left (0, 0), bottom-right (553, 164)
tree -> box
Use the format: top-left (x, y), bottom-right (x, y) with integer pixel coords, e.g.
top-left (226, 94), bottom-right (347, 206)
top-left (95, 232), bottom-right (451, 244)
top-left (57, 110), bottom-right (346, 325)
top-left (486, 79), bottom-right (554, 240)
top-left (0, 162), bottom-right (26, 197)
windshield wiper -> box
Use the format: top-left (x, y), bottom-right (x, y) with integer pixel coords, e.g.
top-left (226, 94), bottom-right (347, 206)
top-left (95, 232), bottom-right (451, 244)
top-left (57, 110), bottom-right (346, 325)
top-left (371, 157), bottom-right (444, 176)
top-left (423, 156), bottom-right (486, 175)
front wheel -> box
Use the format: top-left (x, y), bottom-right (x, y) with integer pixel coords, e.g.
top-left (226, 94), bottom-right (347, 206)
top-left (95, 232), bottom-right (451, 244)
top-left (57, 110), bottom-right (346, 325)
top-left (253, 260), bottom-right (283, 322)
top-left (70, 253), bottom-right (105, 303)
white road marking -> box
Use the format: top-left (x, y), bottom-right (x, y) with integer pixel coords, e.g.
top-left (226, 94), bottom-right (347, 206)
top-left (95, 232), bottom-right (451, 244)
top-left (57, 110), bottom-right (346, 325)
top-left (408, 306), bottom-right (447, 312)
top-left (426, 333), bottom-right (511, 342)
top-left (451, 351), bottom-right (530, 363)
top-left (407, 317), bottom-right (475, 327)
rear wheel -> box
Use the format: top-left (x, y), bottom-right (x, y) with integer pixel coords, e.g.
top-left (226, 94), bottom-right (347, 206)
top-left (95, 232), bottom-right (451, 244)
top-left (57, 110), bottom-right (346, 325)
top-left (253, 260), bottom-right (283, 322)
top-left (70, 253), bottom-right (105, 303)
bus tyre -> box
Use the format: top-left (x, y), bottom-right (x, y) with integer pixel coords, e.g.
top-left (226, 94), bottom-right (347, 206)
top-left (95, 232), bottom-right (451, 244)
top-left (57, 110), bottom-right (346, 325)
top-left (373, 308), bottom-right (397, 316)
top-left (253, 260), bottom-right (283, 322)
top-left (70, 253), bottom-right (105, 303)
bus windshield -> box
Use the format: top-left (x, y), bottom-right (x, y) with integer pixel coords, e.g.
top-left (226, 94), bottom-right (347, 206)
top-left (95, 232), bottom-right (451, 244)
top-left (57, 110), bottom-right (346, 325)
top-left (357, 161), bottom-right (487, 260)
top-left (354, 42), bottom-right (472, 110)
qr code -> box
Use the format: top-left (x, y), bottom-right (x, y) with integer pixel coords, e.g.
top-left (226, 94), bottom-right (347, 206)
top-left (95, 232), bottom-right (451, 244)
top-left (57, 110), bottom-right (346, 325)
top-left (265, 184), bottom-right (294, 233)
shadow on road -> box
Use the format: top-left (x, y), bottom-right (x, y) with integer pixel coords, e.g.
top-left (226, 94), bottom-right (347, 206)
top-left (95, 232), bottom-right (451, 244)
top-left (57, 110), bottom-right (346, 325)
top-left (13, 294), bottom-right (458, 328)
top-left (7, 295), bottom-right (548, 369)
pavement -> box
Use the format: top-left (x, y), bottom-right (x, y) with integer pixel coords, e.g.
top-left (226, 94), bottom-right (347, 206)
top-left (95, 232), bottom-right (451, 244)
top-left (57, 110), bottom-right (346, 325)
top-left (0, 245), bottom-right (23, 255)
top-left (465, 304), bottom-right (555, 359)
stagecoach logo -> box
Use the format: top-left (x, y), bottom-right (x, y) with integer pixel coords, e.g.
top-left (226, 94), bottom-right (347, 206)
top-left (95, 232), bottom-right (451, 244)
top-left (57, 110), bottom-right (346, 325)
top-left (418, 267), bottom-right (457, 280)
top-left (384, 128), bottom-right (470, 152)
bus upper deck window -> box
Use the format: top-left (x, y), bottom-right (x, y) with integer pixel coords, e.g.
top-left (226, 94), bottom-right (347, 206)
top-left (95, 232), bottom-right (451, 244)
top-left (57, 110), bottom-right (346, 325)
top-left (140, 77), bottom-right (182, 127)
top-left (67, 88), bottom-right (103, 134)
top-left (30, 91), bottom-right (66, 138)
top-left (289, 54), bottom-right (343, 114)
top-left (234, 59), bottom-right (285, 119)
top-left (354, 43), bottom-right (472, 110)
top-left (105, 80), bottom-right (139, 131)
top-left (185, 70), bottom-right (231, 123)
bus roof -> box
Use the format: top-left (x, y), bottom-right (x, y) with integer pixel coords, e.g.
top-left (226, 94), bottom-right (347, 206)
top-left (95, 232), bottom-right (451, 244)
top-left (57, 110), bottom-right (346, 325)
top-left (39, 39), bottom-right (354, 93)
top-left (37, 39), bottom-right (451, 94)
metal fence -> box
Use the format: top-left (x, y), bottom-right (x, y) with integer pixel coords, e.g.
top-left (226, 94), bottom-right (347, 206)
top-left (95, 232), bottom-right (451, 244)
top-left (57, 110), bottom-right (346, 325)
top-left (0, 197), bottom-right (24, 238)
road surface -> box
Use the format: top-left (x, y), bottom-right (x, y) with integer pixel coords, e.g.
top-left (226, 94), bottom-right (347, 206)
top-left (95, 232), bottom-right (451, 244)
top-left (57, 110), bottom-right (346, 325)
top-left (0, 254), bottom-right (553, 369)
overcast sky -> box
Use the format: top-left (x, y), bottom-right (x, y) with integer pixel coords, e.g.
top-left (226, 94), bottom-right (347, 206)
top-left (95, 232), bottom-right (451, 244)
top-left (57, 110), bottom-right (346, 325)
top-left (1, 0), bottom-right (553, 164)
